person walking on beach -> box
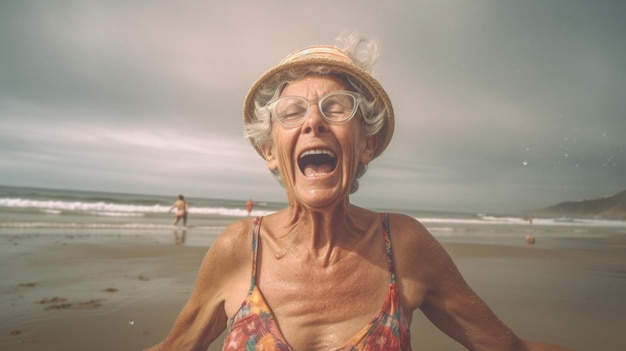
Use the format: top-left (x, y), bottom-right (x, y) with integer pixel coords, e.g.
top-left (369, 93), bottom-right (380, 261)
top-left (146, 33), bottom-right (572, 350)
top-left (245, 199), bottom-right (254, 216)
top-left (168, 195), bottom-right (188, 227)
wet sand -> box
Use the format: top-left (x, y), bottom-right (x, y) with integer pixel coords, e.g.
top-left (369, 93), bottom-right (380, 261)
top-left (1, 231), bottom-right (625, 350)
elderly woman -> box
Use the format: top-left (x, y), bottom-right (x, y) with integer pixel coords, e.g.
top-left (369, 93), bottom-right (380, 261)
top-left (146, 34), bottom-right (572, 351)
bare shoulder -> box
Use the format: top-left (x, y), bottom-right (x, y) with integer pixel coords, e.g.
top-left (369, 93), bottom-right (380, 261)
top-left (386, 212), bottom-right (441, 254)
top-left (387, 212), bottom-right (448, 264)
top-left (200, 219), bottom-right (254, 279)
top-left (386, 213), bottom-right (454, 311)
top-left (210, 219), bottom-right (254, 259)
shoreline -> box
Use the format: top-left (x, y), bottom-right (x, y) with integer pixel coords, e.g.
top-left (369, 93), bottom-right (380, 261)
top-left (1, 231), bottom-right (625, 350)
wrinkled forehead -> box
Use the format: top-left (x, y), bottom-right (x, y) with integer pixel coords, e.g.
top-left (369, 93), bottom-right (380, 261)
top-left (278, 73), bottom-right (351, 98)
top-left (268, 66), bottom-right (357, 95)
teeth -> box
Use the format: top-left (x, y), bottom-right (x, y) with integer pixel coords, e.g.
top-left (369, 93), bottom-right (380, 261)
top-left (299, 149), bottom-right (336, 159)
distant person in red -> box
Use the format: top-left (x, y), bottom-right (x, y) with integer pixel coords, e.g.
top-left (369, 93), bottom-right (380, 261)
top-left (168, 195), bottom-right (188, 226)
top-left (245, 199), bottom-right (254, 216)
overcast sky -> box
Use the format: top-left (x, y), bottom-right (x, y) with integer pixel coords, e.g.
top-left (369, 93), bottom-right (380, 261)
top-left (1, 1), bottom-right (624, 214)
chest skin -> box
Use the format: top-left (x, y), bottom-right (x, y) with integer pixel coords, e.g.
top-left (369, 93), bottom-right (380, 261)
top-left (253, 231), bottom-right (392, 350)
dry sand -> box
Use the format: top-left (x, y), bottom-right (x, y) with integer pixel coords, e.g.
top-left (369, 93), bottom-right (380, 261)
top-left (1, 232), bottom-right (625, 350)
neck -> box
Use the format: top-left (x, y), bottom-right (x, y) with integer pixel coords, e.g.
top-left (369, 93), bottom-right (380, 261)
top-left (272, 200), bottom-right (369, 266)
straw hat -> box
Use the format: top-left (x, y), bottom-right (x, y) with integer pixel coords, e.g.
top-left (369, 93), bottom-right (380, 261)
top-left (243, 45), bottom-right (394, 160)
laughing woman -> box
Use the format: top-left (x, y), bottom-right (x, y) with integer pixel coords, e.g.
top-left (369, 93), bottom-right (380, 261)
top-left (145, 33), bottom-right (572, 351)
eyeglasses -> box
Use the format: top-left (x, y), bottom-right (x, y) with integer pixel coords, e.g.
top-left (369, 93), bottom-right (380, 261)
top-left (267, 90), bottom-right (362, 127)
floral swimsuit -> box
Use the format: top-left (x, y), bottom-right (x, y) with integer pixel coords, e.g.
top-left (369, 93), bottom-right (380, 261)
top-left (222, 213), bottom-right (412, 350)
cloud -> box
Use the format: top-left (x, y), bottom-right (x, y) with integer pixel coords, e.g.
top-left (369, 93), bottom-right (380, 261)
top-left (1, 0), bottom-right (624, 213)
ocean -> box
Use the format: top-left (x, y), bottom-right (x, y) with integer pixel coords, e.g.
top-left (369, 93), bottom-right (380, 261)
top-left (1, 185), bottom-right (626, 250)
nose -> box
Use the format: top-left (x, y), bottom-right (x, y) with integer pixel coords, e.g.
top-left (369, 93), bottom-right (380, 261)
top-left (302, 103), bottom-right (327, 134)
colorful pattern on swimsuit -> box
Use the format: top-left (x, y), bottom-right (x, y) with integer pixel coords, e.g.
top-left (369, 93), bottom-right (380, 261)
top-left (222, 214), bottom-right (412, 350)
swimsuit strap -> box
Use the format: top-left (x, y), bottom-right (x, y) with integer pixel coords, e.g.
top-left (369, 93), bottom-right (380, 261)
top-left (380, 212), bottom-right (397, 284)
top-left (249, 216), bottom-right (262, 293)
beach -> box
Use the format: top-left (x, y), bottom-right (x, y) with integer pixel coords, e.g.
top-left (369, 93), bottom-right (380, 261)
top-left (1, 186), bottom-right (626, 350)
top-left (1, 228), bottom-right (625, 350)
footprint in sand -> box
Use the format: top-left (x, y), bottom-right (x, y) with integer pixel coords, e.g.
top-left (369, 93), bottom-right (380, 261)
top-left (76, 299), bottom-right (103, 309)
top-left (36, 296), bottom-right (104, 310)
top-left (44, 303), bottom-right (73, 310)
top-left (18, 282), bottom-right (38, 288)
top-left (35, 297), bottom-right (68, 304)
top-left (137, 274), bottom-right (150, 281)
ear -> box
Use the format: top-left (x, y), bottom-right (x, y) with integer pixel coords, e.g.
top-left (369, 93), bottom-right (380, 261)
top-left (261, 143), bottom-right (279, 171)
top-left (359, 134), bottom-right (378, 165)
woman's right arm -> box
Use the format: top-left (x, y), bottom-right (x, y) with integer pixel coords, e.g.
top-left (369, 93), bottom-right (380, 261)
top-left (144, 220), bottom-right (253, 351)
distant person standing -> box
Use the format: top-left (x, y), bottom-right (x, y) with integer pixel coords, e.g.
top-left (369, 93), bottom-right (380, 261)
top-left (168, 195), bottom-right (188, 227)
top-left (245, 199), bottom-right (254, 216)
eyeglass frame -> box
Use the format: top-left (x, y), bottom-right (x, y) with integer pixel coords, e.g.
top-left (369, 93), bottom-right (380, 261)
top-left (266, 90), bottom-right (363, 127)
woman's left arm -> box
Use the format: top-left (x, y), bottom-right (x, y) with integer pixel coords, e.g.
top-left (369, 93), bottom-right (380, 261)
top-left (390, 214), bottom-right (573, 351)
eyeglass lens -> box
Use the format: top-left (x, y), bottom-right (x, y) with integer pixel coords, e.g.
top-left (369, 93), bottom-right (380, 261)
top-left (273, 92), bottom-right (356, 125)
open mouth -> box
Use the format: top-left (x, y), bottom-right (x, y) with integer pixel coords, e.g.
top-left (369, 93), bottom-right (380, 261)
top-left (298, 149), bottom-right (337, 177)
